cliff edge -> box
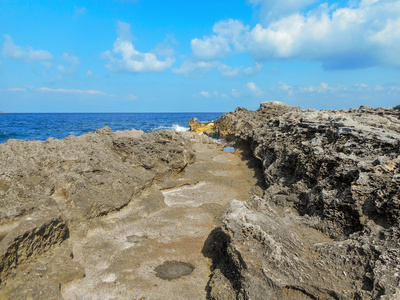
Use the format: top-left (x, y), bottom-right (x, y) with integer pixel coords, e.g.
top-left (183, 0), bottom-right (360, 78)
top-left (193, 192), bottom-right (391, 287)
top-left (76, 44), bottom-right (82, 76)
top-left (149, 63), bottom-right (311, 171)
top-left (203, 101), bottom-right (400, 299)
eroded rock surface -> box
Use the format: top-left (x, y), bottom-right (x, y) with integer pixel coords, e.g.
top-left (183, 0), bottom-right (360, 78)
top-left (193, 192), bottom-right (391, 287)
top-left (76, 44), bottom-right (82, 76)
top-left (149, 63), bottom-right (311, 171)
top-left (0, 127), bottom-right (262, 299)
top-left (0, 128), bottom-right (197, 297)
top-left (206, 102), bottom-right (400, 299)
top-left (2, 102), bottom-right (400, 299)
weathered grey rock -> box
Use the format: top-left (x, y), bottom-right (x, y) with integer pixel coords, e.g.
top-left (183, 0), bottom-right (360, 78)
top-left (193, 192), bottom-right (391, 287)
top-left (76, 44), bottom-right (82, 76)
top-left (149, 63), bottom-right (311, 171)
top-left (2, 102), bottom-right (400, 299)
top-left (207, 102), bottom-right (400, 299)
top-left (0, 127), bottom-right (196, 296)
top-left (0, 240), bottom-right (84, 300)
top-left (0, 128), bottom-right (195, 224)
top-left (0, 207), bottom-right (68, 284)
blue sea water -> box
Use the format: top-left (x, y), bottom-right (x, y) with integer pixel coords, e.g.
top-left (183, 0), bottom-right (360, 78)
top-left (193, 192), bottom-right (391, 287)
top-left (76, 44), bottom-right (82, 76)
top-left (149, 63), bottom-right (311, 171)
top-left (0, 113), bottom-right (223, 143)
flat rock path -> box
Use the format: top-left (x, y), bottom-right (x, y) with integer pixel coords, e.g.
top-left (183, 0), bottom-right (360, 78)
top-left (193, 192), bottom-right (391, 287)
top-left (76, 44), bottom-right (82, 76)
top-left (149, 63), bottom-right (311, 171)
top-left (61, 140), bottom-right (262, 299)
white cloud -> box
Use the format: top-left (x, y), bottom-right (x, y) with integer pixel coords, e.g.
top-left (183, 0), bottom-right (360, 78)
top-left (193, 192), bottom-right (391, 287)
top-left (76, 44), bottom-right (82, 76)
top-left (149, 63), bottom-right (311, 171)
top-left (58, 53), bottom-right (80, 75)
top-left (279, 81), bottom-right (291, 90)
top-left (38, 87), bottom-right (107, 95)
top-left (86, 70), bottom-right (100, 79)
top-left (103, 21), bottom-right (175, 72)
top-left (8, 87), bottom-right (26, 92)
top-left (355, 83), bottom-right (368, 88)
top-left (249, 0), bottom-right (319, 24)
top-left (2, 35), bottom-right (53, 67)
top-left (191, 35), bottom-right (230, 61)
top-left (172, 60), bottom-right (218, 77)
top-left (217, 64), bottom-right (241, 77)
top-left (278, 81), bottom-right (293, 95)
top-left (321, 82), bottom-right (329, 89)
top-left (193, 90), bottom-right (230, 99)
top-left (62, 52), bottom-right (80, 66)
top-left (388, 85), bottom-right (400, 93)
top-left (232, 88), bottom-right (241, 98)
top-left (151, 38), bottom-right (176, 58)
top-left (191, 19), bottom-right (249, 60)
top-left (200, 91), bottom-right (210, 98)
top-left (246, 82), bottom-right (264, 97)
top-left (251, 1), bottom-right (400, 68)
top-left (0, 87), bottom-right (27, 92)
top-left (244, 62), bottom-right (263, 75)
top-left (300, 82), bottom-right (340, 93)
top-left (128, 93), bottom-right (138, 100)
top-left (275, 81), bottom-right (400, 99)
top-left (173, 60), bottom-right (241, 77)
top-left (191, 1), bottom-right (400, 69)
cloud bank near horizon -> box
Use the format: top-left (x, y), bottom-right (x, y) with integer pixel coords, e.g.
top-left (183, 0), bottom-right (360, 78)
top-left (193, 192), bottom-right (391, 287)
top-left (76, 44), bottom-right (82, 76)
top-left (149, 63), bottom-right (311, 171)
top-left (188, 0), bottom-right (400, 70)
top-left (0, 0), bottom-right (399, 112)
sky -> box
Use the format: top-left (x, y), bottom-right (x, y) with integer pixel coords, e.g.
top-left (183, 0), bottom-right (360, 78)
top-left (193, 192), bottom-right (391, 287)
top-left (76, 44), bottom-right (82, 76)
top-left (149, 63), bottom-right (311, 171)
top-left (0, 0), bottom-right (399, 112)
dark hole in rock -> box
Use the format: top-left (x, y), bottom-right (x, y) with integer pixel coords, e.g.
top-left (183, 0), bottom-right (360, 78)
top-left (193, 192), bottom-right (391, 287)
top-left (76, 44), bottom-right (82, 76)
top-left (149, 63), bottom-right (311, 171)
top-left (154, 261), bottom-right (194, 280)
top-left (223, 146), bottom-right (235, 152)
top-left (126, 234), bottom-right (148, 244)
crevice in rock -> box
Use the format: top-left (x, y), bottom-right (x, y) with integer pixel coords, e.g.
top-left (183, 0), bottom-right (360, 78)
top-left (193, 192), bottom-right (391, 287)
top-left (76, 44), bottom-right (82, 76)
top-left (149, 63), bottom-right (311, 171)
top-left (283, 286), bottom-right (319, 300)
top-left (202, 228), bottom-right (244, 299)
top-left (202, 102), bottom-right (400, 299)
top-left (234, 140), bottom-right (268, 195)
top-left (0, 215), bottom-right (69, 284)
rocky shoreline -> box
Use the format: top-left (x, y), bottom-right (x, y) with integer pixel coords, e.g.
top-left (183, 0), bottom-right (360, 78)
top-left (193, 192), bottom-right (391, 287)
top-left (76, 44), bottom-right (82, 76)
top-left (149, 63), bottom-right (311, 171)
top-left (1, 102), bottom-right (400, 299)
top-left (195, 101), bottom-right (400, 299)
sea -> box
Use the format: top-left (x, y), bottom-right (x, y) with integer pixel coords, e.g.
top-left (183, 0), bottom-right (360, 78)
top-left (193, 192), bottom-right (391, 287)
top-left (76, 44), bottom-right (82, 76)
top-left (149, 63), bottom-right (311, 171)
top-left (0, 112), bottom-right (223, 144)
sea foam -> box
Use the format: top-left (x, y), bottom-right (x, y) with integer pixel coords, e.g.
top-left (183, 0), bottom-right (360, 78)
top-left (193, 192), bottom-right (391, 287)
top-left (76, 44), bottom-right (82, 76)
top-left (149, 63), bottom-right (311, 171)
top-left (152, 123), bottom-right (190, 132)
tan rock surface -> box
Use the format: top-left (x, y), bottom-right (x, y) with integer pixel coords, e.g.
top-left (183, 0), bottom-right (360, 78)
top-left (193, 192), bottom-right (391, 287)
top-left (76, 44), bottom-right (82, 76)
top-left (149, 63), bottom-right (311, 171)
top-left (0, 130), bottom-right (262, 299)
top-left (206, 102), bottom-right (400, 299)
top-left (60, 140), bottom-right (261, 300)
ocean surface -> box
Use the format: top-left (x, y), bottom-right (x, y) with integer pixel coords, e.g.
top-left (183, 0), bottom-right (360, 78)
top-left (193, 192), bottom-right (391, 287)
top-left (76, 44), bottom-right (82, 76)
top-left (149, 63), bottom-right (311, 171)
top-left (0, 113), bottom-right (223, 144)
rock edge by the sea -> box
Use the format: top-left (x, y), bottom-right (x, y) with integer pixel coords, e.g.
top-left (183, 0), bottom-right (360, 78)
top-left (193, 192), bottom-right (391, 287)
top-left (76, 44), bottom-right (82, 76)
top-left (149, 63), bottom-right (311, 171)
top-left (206, 102), bottom-right (400, 299)
top-left (0, 127), bottom-right (197, 288)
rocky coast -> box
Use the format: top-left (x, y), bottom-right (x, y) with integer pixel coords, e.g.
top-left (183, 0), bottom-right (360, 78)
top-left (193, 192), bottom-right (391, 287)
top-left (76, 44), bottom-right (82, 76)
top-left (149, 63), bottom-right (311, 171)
top-left (1, 102), bottom-right (400, 299)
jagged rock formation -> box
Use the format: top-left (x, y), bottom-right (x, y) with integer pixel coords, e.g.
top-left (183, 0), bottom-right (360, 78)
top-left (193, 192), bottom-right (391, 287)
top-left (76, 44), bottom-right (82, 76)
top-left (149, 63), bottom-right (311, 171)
top-left (206, 101), bottom-right (400, 299)
top-left (188, 117), bottom-right (215, 134)
top-left (0, 127), bottom-right (195, 226)
top-left (0, 127), bottom-right (196, 297)
top-left (189, 116), bottom-right (237, 139)
top-left (0, 125), bottom-right (264, 299)
top-left (2, 102), bottom-right (400, 299)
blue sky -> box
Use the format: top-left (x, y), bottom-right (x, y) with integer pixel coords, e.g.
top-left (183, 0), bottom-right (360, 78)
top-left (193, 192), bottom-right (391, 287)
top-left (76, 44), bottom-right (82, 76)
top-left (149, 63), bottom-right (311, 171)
top-left (0, 0), bottom-right (399, 112)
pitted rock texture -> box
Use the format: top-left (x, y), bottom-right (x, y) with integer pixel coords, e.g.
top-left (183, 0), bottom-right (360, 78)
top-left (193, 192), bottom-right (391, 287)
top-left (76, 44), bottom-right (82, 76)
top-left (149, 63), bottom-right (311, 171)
top-left (0, 208), bottom-right (69, 284)
top-left (207, 102), bottom-right (400, 299)
top-left (0, 127), bottom-right (196, 294)
top-left (0, 128), bottom-right (195, 224)
top-left (0, 127), bottom-right (262, 299)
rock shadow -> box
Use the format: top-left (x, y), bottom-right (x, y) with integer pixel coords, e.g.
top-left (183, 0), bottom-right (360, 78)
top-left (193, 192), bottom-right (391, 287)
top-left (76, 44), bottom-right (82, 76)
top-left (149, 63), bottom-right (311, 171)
top-left (202, 227), bottom-right (243, 299)
top-left (234, 140), bottom-right (268, 196)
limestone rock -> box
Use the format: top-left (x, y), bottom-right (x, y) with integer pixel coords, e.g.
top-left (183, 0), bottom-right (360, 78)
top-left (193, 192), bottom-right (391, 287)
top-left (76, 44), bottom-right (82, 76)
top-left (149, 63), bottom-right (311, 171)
top-left (207, 103), bottom-right (400, 299)
top-left (0, 207), bottom-right (68, 284)
top-left (0, 127), bottom-right (196, 296)
top-left (0, 128), bottom-right (195, 225)
top-left (188, 117), bottom-right (215, 134)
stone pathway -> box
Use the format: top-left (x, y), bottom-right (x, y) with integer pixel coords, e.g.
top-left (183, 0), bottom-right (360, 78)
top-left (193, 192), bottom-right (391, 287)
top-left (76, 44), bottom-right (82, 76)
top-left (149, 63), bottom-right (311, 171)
top-left (61, 141), bottom-right (261, 299)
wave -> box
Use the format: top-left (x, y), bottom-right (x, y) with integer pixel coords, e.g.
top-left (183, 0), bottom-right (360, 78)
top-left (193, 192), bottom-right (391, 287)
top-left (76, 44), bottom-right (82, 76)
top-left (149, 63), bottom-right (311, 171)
top-left (152, 123), bottom-right (190, 132)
